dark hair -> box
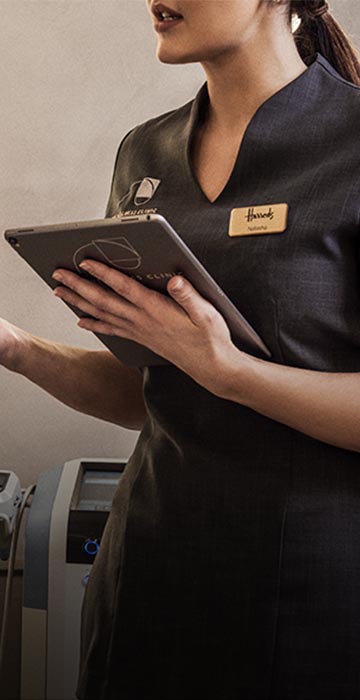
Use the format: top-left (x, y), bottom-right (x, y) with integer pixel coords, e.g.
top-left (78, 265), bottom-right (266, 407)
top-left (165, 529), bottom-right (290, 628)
top-left (276, 1), bottom-right (360, 85)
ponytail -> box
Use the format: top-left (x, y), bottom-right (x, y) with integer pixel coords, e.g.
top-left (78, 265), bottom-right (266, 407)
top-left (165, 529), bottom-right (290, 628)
top-left (277, 1), bottom-right (360, 85)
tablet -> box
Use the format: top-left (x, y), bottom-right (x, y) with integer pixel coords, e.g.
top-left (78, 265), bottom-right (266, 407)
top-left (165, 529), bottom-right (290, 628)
top-left (4, 213), bottom-right (271, 366)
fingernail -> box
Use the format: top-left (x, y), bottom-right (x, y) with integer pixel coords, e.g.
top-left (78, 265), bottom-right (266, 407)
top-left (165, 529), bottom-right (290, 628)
top-left (79, 261), bottom-right (91, 270)
top-left (52, 272), bottom-right (62, 281)
top-left (172, 278), bottom-right (184, 290)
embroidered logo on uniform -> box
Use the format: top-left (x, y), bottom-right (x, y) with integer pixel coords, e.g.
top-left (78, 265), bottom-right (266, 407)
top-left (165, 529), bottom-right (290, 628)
top-left (134, 177), bottom-right (161, 206)
top-left (115, 178), bottom-right (161, 214)
top-left (73, 237), bottom-right (142, 272)
top-left (228, 203), bottom-right (288, 237)
top-left (118, 207), bottom-right (158, 217)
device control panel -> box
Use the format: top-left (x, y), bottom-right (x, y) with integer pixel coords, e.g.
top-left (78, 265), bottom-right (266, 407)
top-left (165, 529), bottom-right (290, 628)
top-left (66, 461), bottom-right (126, 564)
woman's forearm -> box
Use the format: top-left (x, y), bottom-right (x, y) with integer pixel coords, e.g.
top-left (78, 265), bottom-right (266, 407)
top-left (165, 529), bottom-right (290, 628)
top-left (6, 330), bottom-right (147, 430)
top-left (220, 350), bottom-right (360, 453)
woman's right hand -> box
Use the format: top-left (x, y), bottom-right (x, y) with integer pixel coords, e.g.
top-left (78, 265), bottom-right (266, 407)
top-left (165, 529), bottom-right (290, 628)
top-left (0, 318), bottom-right (28, 371)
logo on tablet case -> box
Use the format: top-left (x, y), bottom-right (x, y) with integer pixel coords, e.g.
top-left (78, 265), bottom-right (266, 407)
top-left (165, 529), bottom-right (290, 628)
top-left (73, 237), bottom-right (142, 272)
top-left (134, 177), bottom-right (161, 206)
top-left (73, 236), bottom-right (182, 285)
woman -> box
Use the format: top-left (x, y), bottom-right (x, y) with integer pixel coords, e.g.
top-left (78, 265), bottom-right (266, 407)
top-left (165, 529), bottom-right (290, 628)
top-left (2, 0), bottom-right (360, 698)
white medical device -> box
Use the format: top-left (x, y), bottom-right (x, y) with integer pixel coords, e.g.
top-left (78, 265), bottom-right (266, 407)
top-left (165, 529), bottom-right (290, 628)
top-left (0, 471), bottom-right (22, 559)
top-left (0, 457), bottom-right (127, 700)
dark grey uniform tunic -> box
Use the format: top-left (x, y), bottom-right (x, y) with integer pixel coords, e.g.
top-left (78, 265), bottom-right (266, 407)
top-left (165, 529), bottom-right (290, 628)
top-left (76, 52), bottom-right (360, 700)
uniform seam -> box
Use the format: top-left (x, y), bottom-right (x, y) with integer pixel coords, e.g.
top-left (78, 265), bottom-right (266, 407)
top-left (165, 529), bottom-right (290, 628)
top-left (100, 416), bottom-right (156, 699)
top-left (272, 296), bottom-right (286, 365)
top-left (267, 438), bottom-right (293, 700)
top-left (318, 60), bottom-right (360, 92)
top-left (104, 126), bottom-right (137, 218)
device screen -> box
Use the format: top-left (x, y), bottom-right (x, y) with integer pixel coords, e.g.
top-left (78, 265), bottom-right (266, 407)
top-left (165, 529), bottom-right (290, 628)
top-left (0, 473), bottom-right (10, 493)
top-left (75, 470), bottom-right (123, 511)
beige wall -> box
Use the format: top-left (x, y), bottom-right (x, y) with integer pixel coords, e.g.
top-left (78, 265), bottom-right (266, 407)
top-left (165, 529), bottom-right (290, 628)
top-left (0, 0), bottom-right (359, 563)
top-left (0, 0), bottom-right (203, 490)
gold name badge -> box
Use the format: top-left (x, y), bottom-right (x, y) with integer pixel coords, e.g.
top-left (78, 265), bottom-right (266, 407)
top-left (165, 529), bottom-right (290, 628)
top-left (228, 203), bottom-right (288, 237)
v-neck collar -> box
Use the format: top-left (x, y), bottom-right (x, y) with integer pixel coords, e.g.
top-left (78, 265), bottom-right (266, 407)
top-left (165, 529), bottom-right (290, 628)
top-left (183, 52), bottom-right (329, 206)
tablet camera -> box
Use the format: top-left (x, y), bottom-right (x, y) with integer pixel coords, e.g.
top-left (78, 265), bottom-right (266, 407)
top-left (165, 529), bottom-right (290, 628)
top-left (8, 237), bottom-right (20, 248)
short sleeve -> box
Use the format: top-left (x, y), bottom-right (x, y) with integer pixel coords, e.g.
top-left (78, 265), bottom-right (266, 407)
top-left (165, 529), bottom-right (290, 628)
top-left (104, 127), bottom-right (136, 218)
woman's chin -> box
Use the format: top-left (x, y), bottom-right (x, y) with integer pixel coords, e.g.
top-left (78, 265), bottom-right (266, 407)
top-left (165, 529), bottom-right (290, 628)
top-left (156, 41), bottom-right (200, 65)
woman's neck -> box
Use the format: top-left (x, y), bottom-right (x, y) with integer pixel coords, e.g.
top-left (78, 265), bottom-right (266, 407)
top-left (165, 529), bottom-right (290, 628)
top-left (200, 36), bottom-right (308, 134)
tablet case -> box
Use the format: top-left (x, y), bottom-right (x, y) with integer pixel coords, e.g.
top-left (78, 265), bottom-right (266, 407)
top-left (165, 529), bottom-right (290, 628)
top-left (4, 214), bottom-right (271, 366)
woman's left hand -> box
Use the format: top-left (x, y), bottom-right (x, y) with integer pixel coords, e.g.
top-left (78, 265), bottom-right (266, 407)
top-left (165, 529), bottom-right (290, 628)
top-left (52, 259), bottom-right (245, 398)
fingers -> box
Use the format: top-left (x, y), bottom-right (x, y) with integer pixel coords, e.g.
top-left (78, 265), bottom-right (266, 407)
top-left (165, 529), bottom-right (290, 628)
top-left (167, 276), bottom-right (219, 328)
top-left (52, 268), bottom-right (135, 320)
top-left (53, 285), bottom-right (133, 328)
top-left (77, 317), bottom-right (125, 337)
top-left (51, 264), bottom-right (220, 344)
top-left (78, 260), bottom-right (158, 309)
top-left (53, 269), bottom-right (132, 307)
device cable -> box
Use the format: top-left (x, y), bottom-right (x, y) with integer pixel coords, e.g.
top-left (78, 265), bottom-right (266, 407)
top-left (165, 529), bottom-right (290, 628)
top-left (0, 484), bottom-right (36, 681)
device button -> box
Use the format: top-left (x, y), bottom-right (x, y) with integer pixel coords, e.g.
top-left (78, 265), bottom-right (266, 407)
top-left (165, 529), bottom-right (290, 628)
top-left (83, 538), bottom-right (100, 556)
top-left (82, 572), bottom-right (90, 587)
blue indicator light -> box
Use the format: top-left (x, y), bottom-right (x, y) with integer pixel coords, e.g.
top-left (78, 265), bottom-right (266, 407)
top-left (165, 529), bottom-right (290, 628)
top-left (83, 539), bottom-right (100, 556)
